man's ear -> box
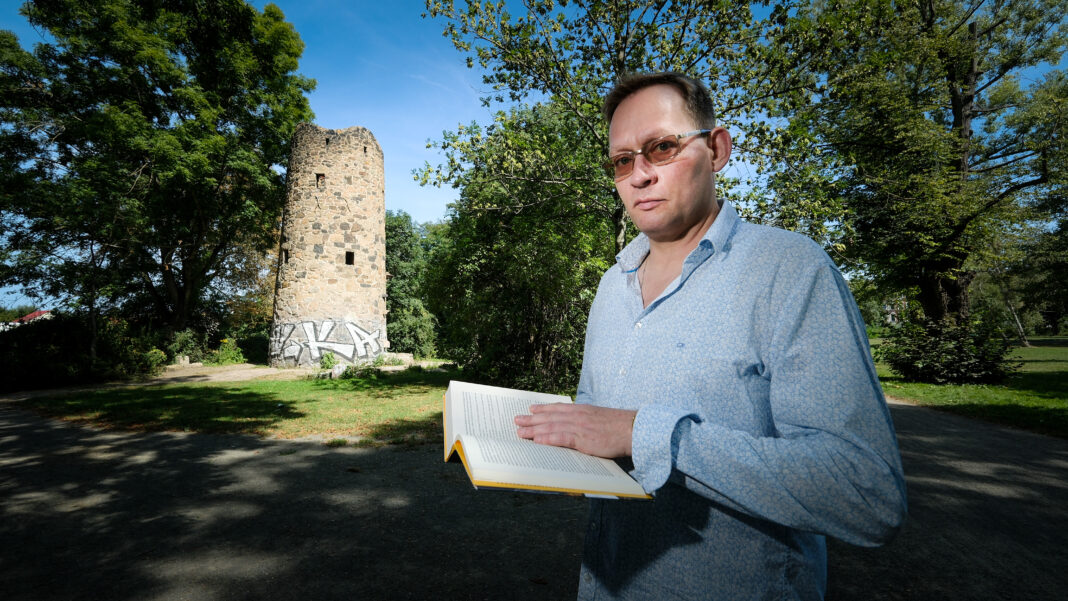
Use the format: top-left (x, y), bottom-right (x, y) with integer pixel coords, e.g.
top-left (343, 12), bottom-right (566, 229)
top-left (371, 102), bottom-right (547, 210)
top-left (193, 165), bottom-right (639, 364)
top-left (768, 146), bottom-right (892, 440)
top-left (706, 127), bottom-right (732, 172)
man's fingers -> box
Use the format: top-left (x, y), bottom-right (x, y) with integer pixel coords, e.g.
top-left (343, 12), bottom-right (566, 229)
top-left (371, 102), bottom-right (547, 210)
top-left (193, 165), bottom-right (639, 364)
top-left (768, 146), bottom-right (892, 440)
top-left (533, 431), bottom-right (576, 448)
top-left (528, 402), bottom-right (577, 414)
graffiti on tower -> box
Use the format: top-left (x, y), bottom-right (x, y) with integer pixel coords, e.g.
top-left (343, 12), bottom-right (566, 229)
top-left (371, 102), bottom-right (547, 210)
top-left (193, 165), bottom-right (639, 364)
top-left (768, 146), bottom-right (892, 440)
top-left (270, 320), bottom-right (384, 366)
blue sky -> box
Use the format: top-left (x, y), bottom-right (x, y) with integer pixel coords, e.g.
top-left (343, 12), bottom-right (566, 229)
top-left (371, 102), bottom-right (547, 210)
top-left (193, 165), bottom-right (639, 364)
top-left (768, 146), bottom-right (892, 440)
top-left (1, 0), bottom-right (500, 307)
top-left (2, 1), bottom-right (494, 225)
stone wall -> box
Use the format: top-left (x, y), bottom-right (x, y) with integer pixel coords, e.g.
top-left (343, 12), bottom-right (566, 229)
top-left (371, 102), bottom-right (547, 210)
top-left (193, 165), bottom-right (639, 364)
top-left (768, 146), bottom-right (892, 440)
top-left (270, 123), bottom-right (388, 367)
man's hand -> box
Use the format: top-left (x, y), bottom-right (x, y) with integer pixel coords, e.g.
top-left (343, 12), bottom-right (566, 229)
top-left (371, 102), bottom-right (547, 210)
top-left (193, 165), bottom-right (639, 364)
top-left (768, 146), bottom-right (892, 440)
top-left (514, 404), bottom-right (636, 458)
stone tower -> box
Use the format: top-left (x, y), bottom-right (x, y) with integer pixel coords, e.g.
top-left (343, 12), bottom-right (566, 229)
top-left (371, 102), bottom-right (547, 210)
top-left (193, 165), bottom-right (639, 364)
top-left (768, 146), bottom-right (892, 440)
top-left (269, 123), bottom-right (388, 367)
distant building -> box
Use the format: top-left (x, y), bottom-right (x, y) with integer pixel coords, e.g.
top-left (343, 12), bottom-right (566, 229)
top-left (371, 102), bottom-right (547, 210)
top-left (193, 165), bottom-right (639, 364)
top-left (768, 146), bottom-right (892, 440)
top-left (1, 309), bottom-right (52, 332)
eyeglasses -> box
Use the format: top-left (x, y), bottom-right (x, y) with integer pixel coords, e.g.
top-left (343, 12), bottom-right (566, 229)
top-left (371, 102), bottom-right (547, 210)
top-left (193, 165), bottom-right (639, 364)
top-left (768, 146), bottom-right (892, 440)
top-left (604, 130), bottom-right (712, 180)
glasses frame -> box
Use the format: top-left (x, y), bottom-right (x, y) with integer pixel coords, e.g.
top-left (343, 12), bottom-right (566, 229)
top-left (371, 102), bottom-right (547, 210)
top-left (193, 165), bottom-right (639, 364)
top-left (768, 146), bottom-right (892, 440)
top-left (604, 129), bottom-right (712, 181)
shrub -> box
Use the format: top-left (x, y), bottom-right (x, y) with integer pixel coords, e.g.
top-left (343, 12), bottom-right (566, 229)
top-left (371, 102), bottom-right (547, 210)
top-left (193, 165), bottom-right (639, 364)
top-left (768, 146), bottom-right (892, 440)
top-left (320, 351), bottom-right (338, 370)
top-left (876, 317), bottom-right (1018, 384)
top-left (205, 338), bottom-right (246, 366)
top-left (167, 329), bottom-right (209, 363)
top-left (340, 363), bottom-right (379, 380)
top-left (0, 313), bottom-right (167, 391)
top-left (141, 348), bottom-right (168, 375)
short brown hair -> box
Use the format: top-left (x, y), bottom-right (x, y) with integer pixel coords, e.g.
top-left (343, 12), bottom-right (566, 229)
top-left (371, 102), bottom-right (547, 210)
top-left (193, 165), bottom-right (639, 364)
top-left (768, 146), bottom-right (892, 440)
top-left (603, 72), bottom-right (716, 129)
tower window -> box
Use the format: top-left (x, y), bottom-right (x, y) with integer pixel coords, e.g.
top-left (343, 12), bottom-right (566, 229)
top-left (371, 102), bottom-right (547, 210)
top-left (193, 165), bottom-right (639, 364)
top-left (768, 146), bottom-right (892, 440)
top-left (345, 251), bottom-right (354, 265)
top-left (315, 173), bottom-right (325, 189)
top-left (283, 249), bottom-right (289, 264)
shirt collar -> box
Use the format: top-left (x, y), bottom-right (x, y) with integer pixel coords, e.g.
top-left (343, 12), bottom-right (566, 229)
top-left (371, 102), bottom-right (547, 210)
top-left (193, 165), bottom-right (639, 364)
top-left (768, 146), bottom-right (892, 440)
top-left (616, 200), bottom-right (740, 272)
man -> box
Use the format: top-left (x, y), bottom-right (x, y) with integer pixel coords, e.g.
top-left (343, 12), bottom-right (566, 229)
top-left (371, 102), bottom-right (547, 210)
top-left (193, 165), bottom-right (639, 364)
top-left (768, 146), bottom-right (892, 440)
top-left (514, 73), bottom-right (907, 600)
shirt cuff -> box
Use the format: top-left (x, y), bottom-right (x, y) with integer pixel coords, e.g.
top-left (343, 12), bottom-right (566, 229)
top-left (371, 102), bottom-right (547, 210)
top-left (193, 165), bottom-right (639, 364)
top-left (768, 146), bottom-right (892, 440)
top-left (631, 404), bottom-right (699, 493)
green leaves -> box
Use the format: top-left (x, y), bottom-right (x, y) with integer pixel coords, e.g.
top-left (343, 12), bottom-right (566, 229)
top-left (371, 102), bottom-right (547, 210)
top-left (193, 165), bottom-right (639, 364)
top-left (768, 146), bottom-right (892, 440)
top-left (779, 0), bottom-right (1068, 323)
top-left (1, 0), bottom-right (314, 329)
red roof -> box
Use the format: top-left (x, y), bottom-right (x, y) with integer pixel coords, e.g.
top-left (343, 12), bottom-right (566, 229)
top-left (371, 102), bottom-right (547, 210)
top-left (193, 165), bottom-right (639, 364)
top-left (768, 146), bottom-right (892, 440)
top-left (13, 310), bottom-right (50, 323)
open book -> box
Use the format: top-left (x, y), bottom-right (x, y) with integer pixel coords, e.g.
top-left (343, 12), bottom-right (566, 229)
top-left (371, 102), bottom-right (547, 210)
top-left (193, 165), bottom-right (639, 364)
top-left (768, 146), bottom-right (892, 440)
top-left (443, 380), bottom-right (650, 499)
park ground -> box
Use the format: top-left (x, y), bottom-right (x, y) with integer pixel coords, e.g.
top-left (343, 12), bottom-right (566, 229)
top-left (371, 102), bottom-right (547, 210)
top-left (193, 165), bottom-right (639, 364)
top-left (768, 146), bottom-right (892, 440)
top-left (1, 341), bottom-right (1066, 600)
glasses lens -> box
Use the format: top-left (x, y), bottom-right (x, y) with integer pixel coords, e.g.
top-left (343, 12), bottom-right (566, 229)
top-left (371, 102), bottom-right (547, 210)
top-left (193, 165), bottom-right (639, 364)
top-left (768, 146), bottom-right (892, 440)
top-left (607, 155), bottom-right (634, 179)
top-left (645, 136), bottom-right (681, 164)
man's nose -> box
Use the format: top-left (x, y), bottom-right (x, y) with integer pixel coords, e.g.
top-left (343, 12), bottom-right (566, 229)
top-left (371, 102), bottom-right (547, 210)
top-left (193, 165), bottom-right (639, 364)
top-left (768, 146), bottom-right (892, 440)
top-left (627, 153), bottom-right (657, 186)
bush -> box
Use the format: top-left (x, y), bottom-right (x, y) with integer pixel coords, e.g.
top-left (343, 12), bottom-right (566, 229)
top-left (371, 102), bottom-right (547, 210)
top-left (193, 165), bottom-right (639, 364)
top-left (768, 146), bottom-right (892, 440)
top-left (235, 331), bottom-right (269, 365)
top-left (167, 329), bottom-right (209, 363)
top-left (141, 348), bottom-right (169, 374)
top-left (204, 338), bottom-right (246, 365)
top-left (0, 313), bottom-right (166, 392)
top-left (320, 351), bottom-right (338, 370)
top-left (876, 317), bottom-right (1018, 384)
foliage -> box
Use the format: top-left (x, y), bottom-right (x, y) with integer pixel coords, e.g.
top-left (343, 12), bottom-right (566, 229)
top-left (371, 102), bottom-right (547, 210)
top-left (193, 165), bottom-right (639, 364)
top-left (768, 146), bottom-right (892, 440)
top-left (319, 351), bottom-right (338, 371)
top-left (1012, 220), bottom-right (1068, 334)
top-left (0, 0), bottom-right (315, 336)
top-left (385, 210), bottom-right (437, 358)
top-left (420, 1), bottom-right (830, 389)
top-left (876, 315), bottom-right (1018, 384)
top-left (205, 338), bottom-right (247, 366)
top-left (0, 312), bottom-right (166, 392)
top-left (422, 102), bottom-right (614, 391)
top-left (0, 304), bottom-right (38, 322)
top-left (877, 337), bottom-right (1068, 438)
top-left (780, 0), bottom-right (1068, 324)
top-left (166, 328), bottom-right (210, 363)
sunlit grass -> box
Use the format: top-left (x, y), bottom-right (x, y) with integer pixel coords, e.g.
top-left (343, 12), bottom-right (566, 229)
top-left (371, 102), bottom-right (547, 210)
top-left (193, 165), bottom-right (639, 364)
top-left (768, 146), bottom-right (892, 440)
top-left (876, 337), bottom-right (1068, 438)
top-left (22, 338), bottom-right (1068, 443)
top-left (21, 366), bottom-right (455, 446)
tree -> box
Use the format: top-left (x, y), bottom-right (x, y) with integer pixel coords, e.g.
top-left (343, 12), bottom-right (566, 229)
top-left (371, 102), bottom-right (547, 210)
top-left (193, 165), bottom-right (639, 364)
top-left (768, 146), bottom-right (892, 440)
top-left (783, 0), bottom-right (1067, 325)
top-left (423, 102), bottom-right (615, 390)
top-left (385, 210), bottom-right (437, 358)
top-left (419, 0), bottom-right (823, 388)
top-left (0, 0), bottom-right (314, 343)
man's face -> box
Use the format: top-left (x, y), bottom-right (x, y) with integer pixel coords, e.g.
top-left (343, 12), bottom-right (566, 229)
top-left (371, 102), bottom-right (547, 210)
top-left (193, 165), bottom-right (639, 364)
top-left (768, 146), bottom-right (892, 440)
top-left (608, 84), bottom-right (730, 243)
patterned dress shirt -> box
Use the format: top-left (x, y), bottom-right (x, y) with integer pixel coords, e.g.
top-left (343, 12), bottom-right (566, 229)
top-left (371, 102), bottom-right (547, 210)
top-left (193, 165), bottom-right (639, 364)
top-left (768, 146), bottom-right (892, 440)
top-left (575, 201), bottom-right (907, 600)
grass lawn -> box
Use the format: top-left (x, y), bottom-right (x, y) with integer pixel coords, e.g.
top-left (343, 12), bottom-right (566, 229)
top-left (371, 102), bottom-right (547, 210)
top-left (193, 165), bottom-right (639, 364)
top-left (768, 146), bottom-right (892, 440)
top-left (18, 337), bottom-right (1068, 444)
top-left (18, 367), bottom-right (457, 446)
top-left (875, 336), bottom-right (1068, 438)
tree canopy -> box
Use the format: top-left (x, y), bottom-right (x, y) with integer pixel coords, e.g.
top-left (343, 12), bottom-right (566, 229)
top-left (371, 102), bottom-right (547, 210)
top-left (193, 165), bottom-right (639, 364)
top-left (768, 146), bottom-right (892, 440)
top-left (0, 0), bottom-right (314, 335)
top-left (786, 0), bottom-right (1067, 323)
top-left (385, 210), bottom-right (437, 358)
top-left (419, 0), bottom-right (824, 388)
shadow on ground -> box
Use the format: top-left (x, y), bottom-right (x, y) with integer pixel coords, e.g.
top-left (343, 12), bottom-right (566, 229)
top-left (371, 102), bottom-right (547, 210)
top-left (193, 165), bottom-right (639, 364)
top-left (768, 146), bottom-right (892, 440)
top-left (0, 406), bottom-right (584, 601)
top-left (827, 403), bottom-right (1068, 600)
top-left (3, 401), bottom-right (1068, 600)
top-left (18, 385), bottom-right (305, 435)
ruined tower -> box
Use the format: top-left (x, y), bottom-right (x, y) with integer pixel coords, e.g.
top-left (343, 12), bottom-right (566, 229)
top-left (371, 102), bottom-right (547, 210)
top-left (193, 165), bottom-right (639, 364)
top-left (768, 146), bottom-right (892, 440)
top-left (269, 123), bottom-right (388, 367)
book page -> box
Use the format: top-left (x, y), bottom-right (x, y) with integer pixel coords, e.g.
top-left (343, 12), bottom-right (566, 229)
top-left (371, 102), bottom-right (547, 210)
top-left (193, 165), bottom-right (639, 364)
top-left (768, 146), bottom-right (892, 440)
top-left (470, 436), bottom-right (613, 477)
top-left (443, 381), bottom-right (650, 498)
top-left (459, 435), bottom-right (647, 497)
top-left (445, 380), bottom-right (569, 459)
top-left (461, 391), bottom-right (551, 440)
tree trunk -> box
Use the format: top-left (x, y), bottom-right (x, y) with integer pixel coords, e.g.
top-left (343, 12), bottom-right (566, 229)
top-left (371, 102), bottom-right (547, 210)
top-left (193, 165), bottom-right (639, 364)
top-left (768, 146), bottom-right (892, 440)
top-left (612, 201), bottom-right (627, 256)
top-left (916, 269), bottom-right (973, 324)
top-left (1005, 299), bottom-right (1032, 347)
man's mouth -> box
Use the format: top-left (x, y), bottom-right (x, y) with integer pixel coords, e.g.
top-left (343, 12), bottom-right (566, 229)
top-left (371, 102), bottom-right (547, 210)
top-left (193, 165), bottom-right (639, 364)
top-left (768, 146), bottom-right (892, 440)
top-left (633, 198), bottom-right (664, 210)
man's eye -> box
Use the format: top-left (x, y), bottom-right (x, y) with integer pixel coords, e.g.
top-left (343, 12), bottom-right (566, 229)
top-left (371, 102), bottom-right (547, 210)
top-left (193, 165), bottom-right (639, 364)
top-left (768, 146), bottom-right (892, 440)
top-left (651, 141), bottom-right (677, 156)
top-left (613, 156), bottom-right (633, 168)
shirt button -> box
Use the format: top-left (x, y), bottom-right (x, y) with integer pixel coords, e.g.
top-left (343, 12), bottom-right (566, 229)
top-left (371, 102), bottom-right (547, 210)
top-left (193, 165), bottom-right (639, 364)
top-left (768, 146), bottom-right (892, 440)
top-left (618, 368), bottom-right (625, 376)
top-left (634, 321), bottom-right (642, 329)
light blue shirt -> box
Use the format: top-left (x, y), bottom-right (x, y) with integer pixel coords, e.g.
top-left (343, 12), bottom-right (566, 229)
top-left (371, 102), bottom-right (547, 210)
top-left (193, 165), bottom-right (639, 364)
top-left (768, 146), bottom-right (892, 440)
top-left (575, 201), bottom-right (907, 600)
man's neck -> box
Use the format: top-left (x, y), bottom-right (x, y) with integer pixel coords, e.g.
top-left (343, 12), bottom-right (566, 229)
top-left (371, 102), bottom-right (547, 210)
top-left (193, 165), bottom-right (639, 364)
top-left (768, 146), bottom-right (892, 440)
top-left (637, 200), bottom-right (721, 308)
top-left (645, 199), bottom-right (721, 267)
